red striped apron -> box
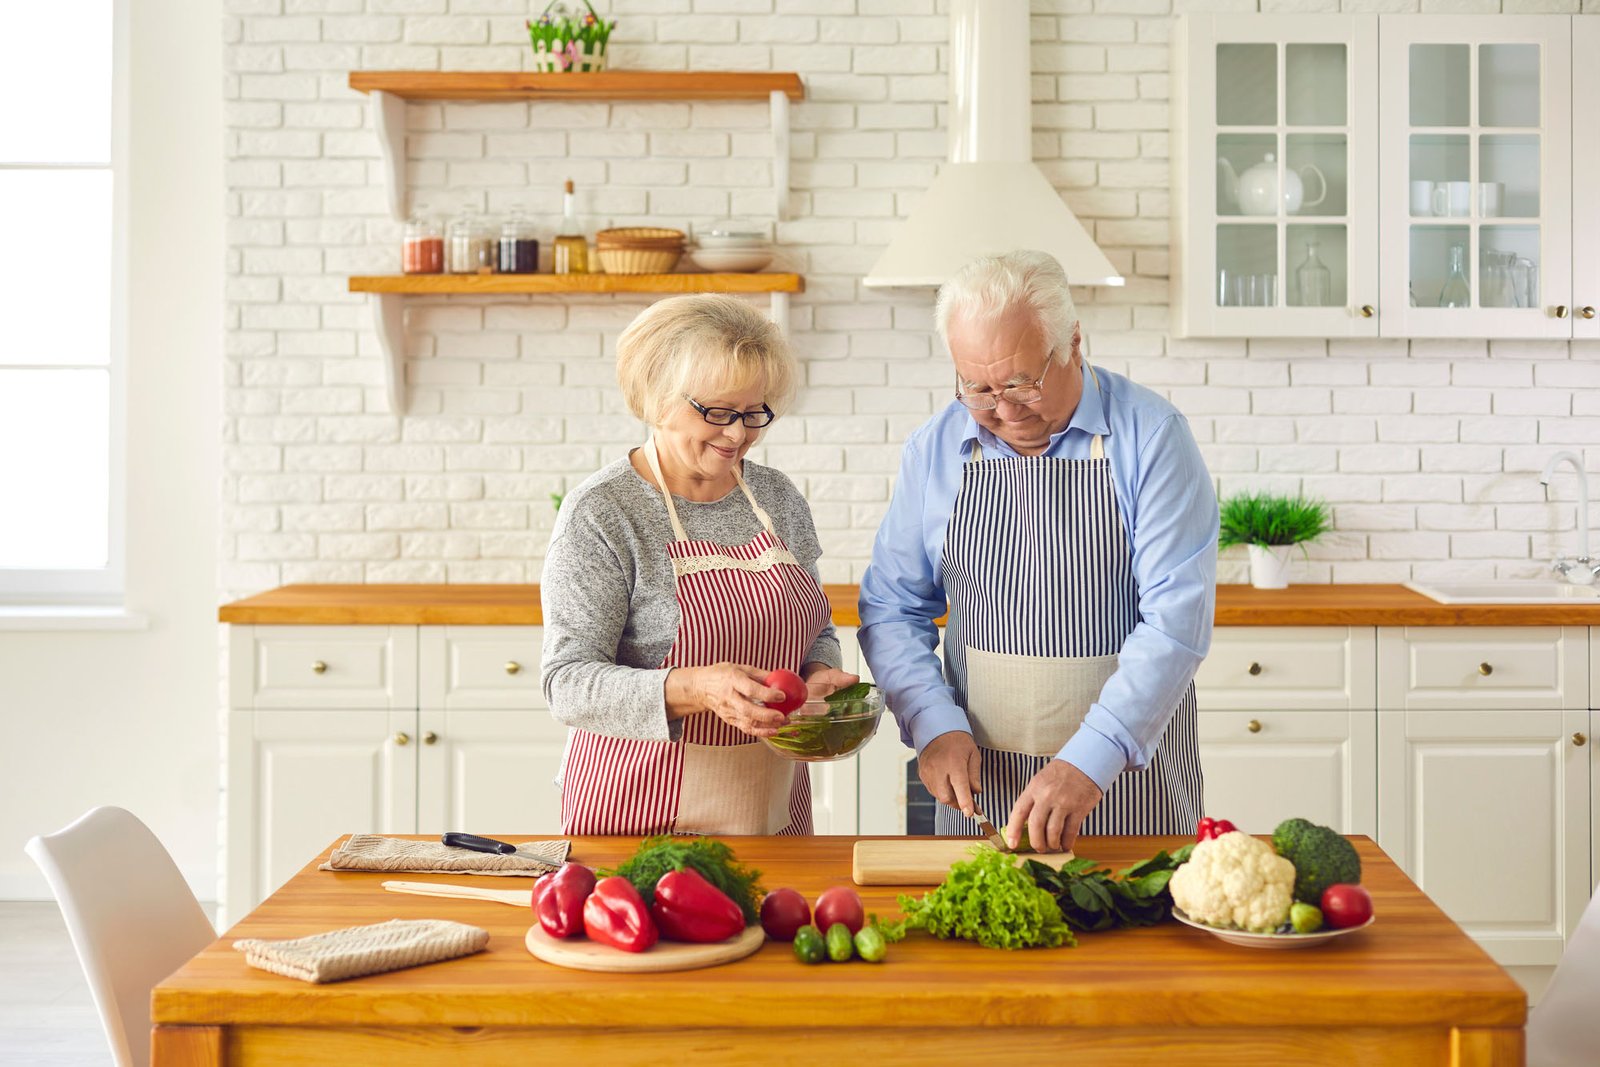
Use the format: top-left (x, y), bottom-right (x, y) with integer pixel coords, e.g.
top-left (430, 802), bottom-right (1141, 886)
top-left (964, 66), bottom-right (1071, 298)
top-left (558, 439), bottom-right (831, 836)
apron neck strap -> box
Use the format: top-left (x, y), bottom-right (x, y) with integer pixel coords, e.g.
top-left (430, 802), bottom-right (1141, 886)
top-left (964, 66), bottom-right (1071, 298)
top-left (642, 437), bottom-right (775, 543)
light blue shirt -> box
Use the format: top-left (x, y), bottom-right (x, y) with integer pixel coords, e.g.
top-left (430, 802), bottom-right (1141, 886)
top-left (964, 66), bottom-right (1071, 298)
top-left (857, 363), bottom-right (1219, 792)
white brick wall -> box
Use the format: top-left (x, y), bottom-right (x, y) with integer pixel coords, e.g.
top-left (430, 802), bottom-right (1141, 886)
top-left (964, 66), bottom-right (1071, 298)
top-left (223, 0), bottom-right (1600, 594)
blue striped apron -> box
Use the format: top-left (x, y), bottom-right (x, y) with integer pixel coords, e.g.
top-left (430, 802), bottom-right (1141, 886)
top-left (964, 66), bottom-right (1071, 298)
top-left (934, 371), bottom-right (1203, 837)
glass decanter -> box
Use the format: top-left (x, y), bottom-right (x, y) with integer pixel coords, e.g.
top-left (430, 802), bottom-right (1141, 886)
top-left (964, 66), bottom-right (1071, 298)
top-left (1295, 240), bottom-right (1332, 307)
top-left (1439, 243), bottom-right (1471, 308)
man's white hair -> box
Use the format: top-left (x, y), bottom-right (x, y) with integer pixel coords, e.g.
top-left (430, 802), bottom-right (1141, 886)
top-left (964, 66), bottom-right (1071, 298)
top-left (934, 250), bottom-right (1079, 364)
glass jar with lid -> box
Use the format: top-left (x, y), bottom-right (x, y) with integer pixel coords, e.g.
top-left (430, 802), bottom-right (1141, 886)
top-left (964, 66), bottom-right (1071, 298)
top-left (498, 205), bottom-right (539, 274)
top-left (447, 207), bottom-right (496, 274)
top-left (401, 207), bottom-right (443, 274)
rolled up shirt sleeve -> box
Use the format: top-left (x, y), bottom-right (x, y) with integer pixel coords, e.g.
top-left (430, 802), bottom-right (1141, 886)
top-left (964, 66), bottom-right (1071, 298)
top-left (1057, 413), bottom-right (1218, 790)
top-left (857, 432), bottom-right (970, 754)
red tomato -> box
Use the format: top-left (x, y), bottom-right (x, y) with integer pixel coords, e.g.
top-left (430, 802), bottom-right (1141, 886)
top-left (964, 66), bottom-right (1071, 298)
top-left (758, 887), bottom-right (811, 941)
top-left (763, 669), bottom-right (807, 714)
top-left (1320, 883), bottom-right (1373, 929)
top-left (813, 886), bottom-right (864, 935)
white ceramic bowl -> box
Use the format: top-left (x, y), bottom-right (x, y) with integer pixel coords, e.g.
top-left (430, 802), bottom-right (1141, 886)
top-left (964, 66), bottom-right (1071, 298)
top-left (689, 248), bottom-right (775, 272)
top-left (1171, 906), bottom-right (1374, 949)
top-left (696, 233), bottom-right (770, 250)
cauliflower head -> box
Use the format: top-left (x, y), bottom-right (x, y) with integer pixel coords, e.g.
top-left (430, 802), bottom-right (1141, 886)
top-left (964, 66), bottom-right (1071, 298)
top-left (1169, 832), bottom-right (1295, 932)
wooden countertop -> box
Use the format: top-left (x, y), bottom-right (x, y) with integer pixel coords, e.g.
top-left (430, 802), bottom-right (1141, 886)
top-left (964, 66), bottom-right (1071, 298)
top-left (151, 835), bottom-right (1524, 1066)
top-left (218, 582), bottom-right (1600, 627)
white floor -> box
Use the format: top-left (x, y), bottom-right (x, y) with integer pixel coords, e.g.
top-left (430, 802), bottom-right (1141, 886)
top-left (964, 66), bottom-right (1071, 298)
top-left (0, 902), bottom-right (1557, 1064)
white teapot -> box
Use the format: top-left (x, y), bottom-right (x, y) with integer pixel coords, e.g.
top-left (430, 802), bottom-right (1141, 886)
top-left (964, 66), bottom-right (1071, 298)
top-left (1219, 153), bottom-right (1328, 216)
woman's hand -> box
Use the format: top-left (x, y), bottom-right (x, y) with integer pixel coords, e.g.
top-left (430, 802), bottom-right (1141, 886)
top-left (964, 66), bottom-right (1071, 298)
top-left (802, 662), bottom-right (860, 701)
top-left (665, 663), bottom-right (790, 737)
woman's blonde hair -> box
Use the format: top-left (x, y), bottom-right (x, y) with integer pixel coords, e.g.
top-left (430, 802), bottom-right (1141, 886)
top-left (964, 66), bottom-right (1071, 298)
top-left (616, 294), bottom-right (796, 427)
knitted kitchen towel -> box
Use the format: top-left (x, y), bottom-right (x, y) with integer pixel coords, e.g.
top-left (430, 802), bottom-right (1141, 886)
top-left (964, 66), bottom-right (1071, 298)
top-left (234, 918), bottom-right (489, 983)
top-left (320, 834), bottom-right (570, 877)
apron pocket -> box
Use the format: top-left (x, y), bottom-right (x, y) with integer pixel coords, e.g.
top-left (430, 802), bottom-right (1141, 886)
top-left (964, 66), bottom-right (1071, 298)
top-left (676, 740), bottom-right (795, 836)
top-left (965, 648), bottom-right (1120, 758)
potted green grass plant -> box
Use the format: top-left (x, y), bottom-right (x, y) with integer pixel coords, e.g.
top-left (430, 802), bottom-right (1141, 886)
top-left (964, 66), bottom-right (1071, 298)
top-left (527, 1), bottom-right (616, 73)
top-left (1218, 491), bottom-right (1332, 590)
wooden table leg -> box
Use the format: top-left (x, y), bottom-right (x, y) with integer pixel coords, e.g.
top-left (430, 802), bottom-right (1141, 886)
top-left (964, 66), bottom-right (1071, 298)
top-left (152, 1025), bottom-right (223, 1067)
top-left (1451, 1027), bottom-right (1524, 1067)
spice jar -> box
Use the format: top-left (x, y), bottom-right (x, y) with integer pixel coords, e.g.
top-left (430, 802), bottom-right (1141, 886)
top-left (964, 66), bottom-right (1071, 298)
top-left (401, 208), bottom-right (443, 274)
top-left (498, 205), bottom-right (540, 274)
top-left (447, 207), bottom-right (496, 274)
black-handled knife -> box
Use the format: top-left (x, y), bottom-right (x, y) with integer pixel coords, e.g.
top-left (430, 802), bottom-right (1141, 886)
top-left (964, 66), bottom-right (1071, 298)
top-left (441, 831), bottom-right (518, 855)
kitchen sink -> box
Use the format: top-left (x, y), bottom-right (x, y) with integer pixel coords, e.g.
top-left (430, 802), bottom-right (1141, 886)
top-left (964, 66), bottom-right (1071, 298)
top-left (1404, 580), bottom-right (1600, 604)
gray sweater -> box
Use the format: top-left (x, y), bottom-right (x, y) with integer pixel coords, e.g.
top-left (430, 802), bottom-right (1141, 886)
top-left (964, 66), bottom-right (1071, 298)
top-left (540, 454), bottom-right (842, 742)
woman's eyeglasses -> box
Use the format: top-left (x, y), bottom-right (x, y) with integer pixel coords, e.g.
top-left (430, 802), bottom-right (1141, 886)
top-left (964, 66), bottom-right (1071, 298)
top-left (685, 395), bottom-right (775, 428)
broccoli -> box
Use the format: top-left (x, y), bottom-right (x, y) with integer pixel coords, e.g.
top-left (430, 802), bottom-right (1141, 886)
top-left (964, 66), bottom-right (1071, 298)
top-left (1272, 818), bottom-right (1361, 904)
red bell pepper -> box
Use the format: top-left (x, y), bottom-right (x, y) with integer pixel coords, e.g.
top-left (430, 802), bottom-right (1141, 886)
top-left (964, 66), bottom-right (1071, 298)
top-left (1197, 817), bottom-right (1238, 841)
top-left (536, 862), bottom-right (596, 939)
top-left (651, 867), bottom-right (745, 943)
top-left (583, 876), bottom-right (658, 953)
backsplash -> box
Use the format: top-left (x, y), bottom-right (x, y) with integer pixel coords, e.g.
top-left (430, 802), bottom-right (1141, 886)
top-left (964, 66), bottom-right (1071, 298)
top-left (222, 0), bottom-right (1600, 598)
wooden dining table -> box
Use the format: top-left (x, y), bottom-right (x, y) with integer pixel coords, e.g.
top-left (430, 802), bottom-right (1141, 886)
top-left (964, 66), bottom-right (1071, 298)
top-left (152, 835), bottom-right (1526, 1066)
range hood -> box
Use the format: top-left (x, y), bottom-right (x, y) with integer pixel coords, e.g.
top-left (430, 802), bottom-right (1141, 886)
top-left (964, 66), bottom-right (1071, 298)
top-left (863, 0), bottom-right (1123, 289)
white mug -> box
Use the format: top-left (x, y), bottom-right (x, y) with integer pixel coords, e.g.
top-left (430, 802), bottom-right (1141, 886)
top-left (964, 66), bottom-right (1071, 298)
top-left (1478, 181), bottom-right (1505, 217)
top-left (1410, 180), bottom-right (1435, 217)
top-left (1432, 180), bottom-right (1472, 217)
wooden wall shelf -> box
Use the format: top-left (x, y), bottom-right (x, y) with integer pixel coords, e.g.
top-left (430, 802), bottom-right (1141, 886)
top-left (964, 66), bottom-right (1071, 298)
top-left (348, 71), bottom-right (804, 102)
top-left (352, 274), bottom-right (804, 414)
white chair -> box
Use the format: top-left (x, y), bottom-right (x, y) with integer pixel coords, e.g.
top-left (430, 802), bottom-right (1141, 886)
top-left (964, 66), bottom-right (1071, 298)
top-left (25, 806), bottom-right (215, 1067)
top-left (1527, 878), bottom-right (1600, 1065)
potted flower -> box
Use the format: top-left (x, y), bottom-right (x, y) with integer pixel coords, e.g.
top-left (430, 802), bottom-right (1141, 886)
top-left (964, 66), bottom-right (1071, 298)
top-left (1218, 491), bottom-right (1332, 590)
top-left (527, 1), bottom-right (616, 73)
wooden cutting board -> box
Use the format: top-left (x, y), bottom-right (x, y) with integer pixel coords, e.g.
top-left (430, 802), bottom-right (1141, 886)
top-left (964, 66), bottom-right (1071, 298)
top-left (852, 839), bottom-right (1076, 885)
top-left (524, 924), bottom-right (766, 973)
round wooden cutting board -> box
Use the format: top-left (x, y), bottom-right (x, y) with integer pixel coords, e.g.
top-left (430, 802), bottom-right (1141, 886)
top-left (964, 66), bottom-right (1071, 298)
top-left (524, 924), bottom-right (766, 973)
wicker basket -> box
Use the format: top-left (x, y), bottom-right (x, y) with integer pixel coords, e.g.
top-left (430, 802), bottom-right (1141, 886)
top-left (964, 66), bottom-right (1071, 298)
top-left (596, 227), bottom-right (685, 274)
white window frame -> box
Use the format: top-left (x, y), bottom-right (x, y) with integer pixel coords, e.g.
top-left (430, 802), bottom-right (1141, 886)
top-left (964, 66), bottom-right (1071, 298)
top-left (0, 0), bottom-right (128, 605)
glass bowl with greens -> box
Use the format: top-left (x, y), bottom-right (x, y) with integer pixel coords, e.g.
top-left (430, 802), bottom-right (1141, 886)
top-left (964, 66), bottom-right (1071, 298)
top-left (761, 683), bottom-right (885, 762)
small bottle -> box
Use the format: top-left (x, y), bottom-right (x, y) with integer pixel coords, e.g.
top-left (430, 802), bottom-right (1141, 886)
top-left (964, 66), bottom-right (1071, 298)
top-left (1439, 243), bottom-right (1471, 308)
top-left (447, 207), bottom-right (496, 274)
top-left (401, 207), bottom-right (443, 275)
top-left (1295, 240), bottom-right (1331, 307)
top-left (553, 179), bottom-right (589, 275)
top-left (498, 205), bottom-right (539, 274)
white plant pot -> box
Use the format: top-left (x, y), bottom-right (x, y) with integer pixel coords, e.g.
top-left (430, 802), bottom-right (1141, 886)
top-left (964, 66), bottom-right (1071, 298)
top-left (1247, 544), bottom-right (1296, 590)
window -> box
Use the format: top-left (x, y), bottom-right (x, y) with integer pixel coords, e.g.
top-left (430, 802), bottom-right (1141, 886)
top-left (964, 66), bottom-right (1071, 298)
top-left (0, 1), bottom-right (122, 601)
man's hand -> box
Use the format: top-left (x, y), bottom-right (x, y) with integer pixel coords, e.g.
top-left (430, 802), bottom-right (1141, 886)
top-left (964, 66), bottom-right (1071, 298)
top-left (918, 730), bottom-right (983, 818)
top-left (1005, 759), bottom-right (1103, 853)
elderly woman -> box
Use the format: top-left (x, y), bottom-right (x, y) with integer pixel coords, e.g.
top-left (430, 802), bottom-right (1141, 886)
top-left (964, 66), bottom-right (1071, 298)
top-left (541, 294), bottom-right (857, 837)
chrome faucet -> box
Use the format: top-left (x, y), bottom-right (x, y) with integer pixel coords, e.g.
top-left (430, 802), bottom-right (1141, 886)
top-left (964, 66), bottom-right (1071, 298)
top-left (1539, 451), bottom-right (1598, 585)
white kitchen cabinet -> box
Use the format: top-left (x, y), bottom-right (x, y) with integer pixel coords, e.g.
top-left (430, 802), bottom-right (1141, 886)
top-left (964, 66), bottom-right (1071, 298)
top-left (1198, 709), bottom-right (1377, 838)
top-left (419, 626), bottom-right (543, 710)
top-left (417, 709), bottom-right (565, 836)
top-left (1378, 707), bottom-right (1590, 966)
top-left (233, 625), bottom-right (416, 710)
top-left (1377, 626), bottom-right (1588, 711)
top-left (1195, 626), bottom-right (1376, 710)
top-left (1174, 14), bottom-right (1588, 339)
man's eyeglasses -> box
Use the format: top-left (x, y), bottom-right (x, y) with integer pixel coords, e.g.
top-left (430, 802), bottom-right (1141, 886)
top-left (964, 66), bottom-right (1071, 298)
top-left (955, 354), bottom-right (1054, 411)
top-left (685, 395), bottom-right (775, 428)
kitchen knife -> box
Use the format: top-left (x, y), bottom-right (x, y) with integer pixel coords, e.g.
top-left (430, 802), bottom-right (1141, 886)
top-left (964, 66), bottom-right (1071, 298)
top-left (441, 831), bottom-right (518, 856)
top-left (970, 808), bottom-right (1012, 853)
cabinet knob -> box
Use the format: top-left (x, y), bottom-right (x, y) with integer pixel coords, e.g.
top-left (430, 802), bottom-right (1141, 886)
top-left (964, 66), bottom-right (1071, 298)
top-left (1555, 305), bottom-right (1569, 318)
top-left (1359, 304), bottom-right (1374, 318)
top-left (311, 660), bottom-right (327, 675)
top-left (505, 661), bottom-right (522, 675)
top-left (1583, 306), bottom-right (1596, 320)
top-left (1247, 661), bottom-right (1262, 676)
top-left (394, 732), bottom-right (411, 746)
top-left (1247, 719), bottom-right (1263, 734)
top-left (424, 731), bottom-right (439, 745)
top-left (1574, 732), bottom-right (1588, 747)
top-left (1478, 662), bottom-right (1493, 676)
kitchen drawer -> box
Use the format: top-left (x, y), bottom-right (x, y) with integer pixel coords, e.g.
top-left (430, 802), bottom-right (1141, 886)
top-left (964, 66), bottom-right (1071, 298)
top-left (231, 626), bottom-right (418, 709)
top-left (1196, 709), bottom-right (1377, 838)
top-left (1378, 627), bottom-right (1589, 711)
top-left (420, 626), bottom-right (544, 709)
top-left (1195, 627), bottom-right (1376, 710)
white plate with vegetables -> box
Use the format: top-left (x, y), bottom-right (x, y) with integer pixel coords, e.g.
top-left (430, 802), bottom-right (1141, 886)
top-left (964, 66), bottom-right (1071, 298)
top-left (1171, 906), bottom-right (1373, 949)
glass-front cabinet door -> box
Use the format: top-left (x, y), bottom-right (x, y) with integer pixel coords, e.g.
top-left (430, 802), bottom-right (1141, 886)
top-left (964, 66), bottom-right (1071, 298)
top-left (1378, 16), bottom-right (1572, 338)
top-left (1173, 15), bottom-right (1378, 338)
top-left (1572, 17), bottom-right (1600, 340)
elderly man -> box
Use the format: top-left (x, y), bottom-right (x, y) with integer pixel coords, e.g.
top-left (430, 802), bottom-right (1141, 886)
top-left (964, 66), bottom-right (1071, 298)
top-left (858, 250), bottom-right (1218, 854)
